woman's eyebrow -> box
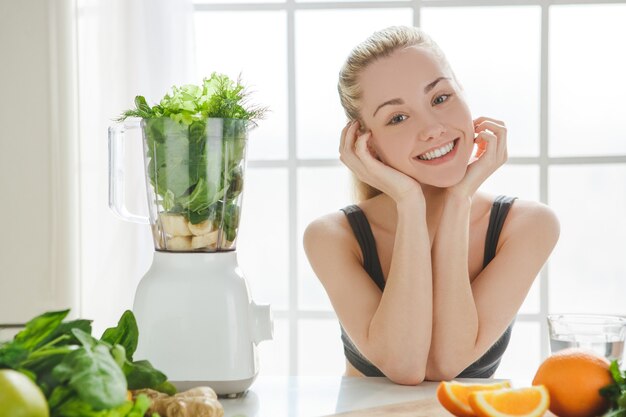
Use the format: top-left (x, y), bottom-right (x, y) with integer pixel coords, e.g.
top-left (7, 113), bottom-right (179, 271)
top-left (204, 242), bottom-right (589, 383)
top-left (372, 76), bottom-right (451, 118)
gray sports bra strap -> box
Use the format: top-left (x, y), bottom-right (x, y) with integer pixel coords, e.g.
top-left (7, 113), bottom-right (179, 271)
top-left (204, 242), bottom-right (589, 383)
top-left (483, 195), bottom-right (518, 268)
top-left (340, 205), bottom-right (386, 290)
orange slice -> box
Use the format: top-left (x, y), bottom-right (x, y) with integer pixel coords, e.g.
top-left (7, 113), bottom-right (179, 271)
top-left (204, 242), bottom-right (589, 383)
top-left (468, 385), bottom-right (550, 417)
top-left (436, 381), bottom-right (512, 417)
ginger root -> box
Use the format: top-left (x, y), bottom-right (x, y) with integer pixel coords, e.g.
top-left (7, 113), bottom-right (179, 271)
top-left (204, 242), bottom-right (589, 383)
top-left (133, 387), bottom-right (224, 417)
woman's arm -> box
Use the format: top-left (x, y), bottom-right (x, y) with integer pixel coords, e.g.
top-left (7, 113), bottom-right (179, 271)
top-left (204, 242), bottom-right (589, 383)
top-left (304, 195), bottom-right (433, 384)
top-left (425, 118), bottom-right (559, 379)
top-left (426, 199), bottom-right (559, 380)
top-left (425, 192), bottom-right (477, 379)
top-left (303, 121), bottom-right (435, 384)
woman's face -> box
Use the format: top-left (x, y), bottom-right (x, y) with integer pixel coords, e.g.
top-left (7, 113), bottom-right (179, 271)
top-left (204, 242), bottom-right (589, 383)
top-left (357, 45), bottom-right (475, 188)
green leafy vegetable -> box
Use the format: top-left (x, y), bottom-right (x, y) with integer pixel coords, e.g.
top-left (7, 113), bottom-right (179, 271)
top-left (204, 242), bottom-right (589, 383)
top-left (123, 359), bottom-right (166, 390)
top-left (14, 310), bottom-right (70, 351)
top-left (116, 72), bottom-right (267, 246)
top-left (0, 309), bottom-right (174, 417)
top-left (116, 72), bottom-right (267, 126)
top-left (601, 360), bottom-right (626, 416)
top-left (100, 310), bottom-right (138, 361)
top-left (51, 393), bottom-right (151, 417)
top-left (52, 329), bottom-right (128, 410)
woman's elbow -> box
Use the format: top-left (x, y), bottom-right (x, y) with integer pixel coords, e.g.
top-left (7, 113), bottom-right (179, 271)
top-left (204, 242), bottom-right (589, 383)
top-left (379, 358), bottom-right (426, 385)
top-left (388, 372), bottom-right (426, 386)
top-left (424, 360), bottom-right (461, 381)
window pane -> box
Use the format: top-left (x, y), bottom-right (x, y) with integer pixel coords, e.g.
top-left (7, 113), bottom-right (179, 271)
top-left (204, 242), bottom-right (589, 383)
top-left (298, 319), bottom-right (345, 376)
top-left (258, 318), bottom-right (288, 376)
top-left (519, 278), bottom-right (541, 315)
top-left (479, 165), bottom-right (540, 202)
top-left (238, 168), bottom-right (289, 310)
top-left (298, 166), bottom-right (353, 310)
top-left (195, 11), bottom-right (287, 160)
top-left (494, 321), bottom-right (541, 385)
top-left (296, 8), bottom-right (413, 159)
top-left (421, 6), bottom-right (541, 157)
top-left (549, 4), bottom-right (626, 156)
top-left (548, 165), bottom-right (626, 314)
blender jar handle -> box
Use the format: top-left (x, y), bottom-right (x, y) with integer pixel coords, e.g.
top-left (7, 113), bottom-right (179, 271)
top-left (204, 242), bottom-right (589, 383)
top-left (108, 120), bottom-right (150, 224)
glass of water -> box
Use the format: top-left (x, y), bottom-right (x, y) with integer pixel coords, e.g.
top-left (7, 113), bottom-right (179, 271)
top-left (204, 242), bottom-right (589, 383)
top-left (547, 314), bottom-right (626, 363)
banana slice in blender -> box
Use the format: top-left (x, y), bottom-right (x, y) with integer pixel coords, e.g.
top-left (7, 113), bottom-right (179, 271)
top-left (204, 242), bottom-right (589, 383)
top-left (166, 236), bottom-right (192, 251)
top-left (160, 213), bottom-right (192, 237)
top-left (191, 230), bottom-right (219, 249)
top-left (188, 220), bottom-right (214, 236)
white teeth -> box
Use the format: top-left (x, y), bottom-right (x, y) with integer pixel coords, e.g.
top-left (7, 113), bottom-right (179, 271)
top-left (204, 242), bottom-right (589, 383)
top-left (418, 141), bottom-right (455, 161)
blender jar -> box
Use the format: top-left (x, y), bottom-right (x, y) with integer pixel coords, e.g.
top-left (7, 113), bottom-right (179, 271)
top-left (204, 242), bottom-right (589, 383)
top-left (109, 117), bottom-right (249, 252)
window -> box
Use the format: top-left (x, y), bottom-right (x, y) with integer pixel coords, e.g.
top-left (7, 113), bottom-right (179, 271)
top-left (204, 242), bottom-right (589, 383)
top-left (193, 0), bottom-right (626, 383)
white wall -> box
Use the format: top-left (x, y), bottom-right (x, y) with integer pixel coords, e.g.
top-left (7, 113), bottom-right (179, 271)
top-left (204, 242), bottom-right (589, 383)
top-left (0, 0), bottom-right (80, 323)
top-left (0, 0), bottom-right (194, 334)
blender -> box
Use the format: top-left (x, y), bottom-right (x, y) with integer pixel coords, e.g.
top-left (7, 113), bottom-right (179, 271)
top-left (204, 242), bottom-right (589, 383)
top-left (108, 116), bottom-right (273, 397)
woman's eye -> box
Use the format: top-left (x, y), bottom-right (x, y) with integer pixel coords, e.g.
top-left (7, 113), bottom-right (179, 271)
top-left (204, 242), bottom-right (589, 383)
top-left (388, 114), bottom-right (408, 125)
top-left (433, 93), bottom-right (453, 105)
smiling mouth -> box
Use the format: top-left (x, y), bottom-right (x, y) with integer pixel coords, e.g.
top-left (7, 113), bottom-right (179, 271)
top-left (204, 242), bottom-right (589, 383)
top-left (415, 138), bottom-right (459, 161)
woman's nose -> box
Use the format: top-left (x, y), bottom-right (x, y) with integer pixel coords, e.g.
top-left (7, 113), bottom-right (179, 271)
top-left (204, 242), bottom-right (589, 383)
top-left (418, 121), bottom-right (446, 142)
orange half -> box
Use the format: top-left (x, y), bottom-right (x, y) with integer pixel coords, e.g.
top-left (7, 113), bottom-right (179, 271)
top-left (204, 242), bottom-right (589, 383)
top-left (468, 385), bottom-right (550, 417)
top-left (436, 381), bottom-right (512, 417)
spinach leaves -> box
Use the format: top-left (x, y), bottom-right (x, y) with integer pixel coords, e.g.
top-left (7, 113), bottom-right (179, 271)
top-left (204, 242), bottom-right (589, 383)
top-left (0, 309), bottom-right (169, 417)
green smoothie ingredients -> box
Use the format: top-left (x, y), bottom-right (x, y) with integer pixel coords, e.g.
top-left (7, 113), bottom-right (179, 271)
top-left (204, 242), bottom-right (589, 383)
top-left (116, 72), bottom-right (267, 126)
top-left (0, 309), bottom-right (173, 417)
top-left (116, 73), bottom-right (267, 250)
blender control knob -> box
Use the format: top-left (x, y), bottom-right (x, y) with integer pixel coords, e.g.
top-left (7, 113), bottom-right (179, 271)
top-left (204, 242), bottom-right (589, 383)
top-left (249, 301), bottom-right (273, 344)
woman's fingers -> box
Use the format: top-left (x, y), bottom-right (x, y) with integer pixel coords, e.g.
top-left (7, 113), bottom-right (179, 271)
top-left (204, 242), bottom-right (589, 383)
top-left (340, 120), bottom-right (359, 154)
top-left (473, 131), bottom-right (496, 160)
top-left (452, 117), bottom-right (508, 197)
top-left (339, 121), bottom-right (373, 181)
top-left (339, 122), bottom-right (351, 152)
top-left (474, 119), bottom-right (507, 164)
top-left (339, 121), bottom-right (359, 168)
top-left (474, 119), bottom-right (506, 150)
top-left (473, 116), bottom-right (505, 127)
top-left (340, 120), bottom-right (377, 163)
top-left (354, 130), bottom-right (374, 161)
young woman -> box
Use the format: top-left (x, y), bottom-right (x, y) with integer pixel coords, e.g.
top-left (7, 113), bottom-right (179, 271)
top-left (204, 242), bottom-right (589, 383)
top-left (303, 26), bottom-right (559, 385)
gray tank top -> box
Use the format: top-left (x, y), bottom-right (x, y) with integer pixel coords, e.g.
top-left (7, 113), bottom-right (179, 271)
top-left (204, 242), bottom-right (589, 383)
top-left (339, 195), bottom-right (517, 378)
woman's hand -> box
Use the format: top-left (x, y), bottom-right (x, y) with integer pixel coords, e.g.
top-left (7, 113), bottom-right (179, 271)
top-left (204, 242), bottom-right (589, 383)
top-left (449, 116), bottom-right (508, 199)
top-left (339, 120), bottom-right (424, 203)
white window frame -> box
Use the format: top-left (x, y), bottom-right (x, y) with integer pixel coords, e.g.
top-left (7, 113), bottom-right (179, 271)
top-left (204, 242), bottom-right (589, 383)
top-left (194, 0), bottom-right (626, 375)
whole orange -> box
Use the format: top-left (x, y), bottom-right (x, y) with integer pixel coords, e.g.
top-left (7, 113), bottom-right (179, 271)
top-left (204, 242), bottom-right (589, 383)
top-left (532, 348), bottom-right (613, 417)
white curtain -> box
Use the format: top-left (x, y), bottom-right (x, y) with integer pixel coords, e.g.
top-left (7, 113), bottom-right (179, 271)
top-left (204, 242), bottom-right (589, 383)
top-left (76, 0), bottom-right (195, 335)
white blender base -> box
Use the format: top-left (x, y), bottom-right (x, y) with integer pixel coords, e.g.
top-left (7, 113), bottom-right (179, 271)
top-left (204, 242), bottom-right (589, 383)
top-left (133, 251), bottom-right (272, 397)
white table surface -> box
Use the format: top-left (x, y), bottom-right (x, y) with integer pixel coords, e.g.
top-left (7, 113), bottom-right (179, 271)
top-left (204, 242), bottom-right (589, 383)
top-left (218, 376), bottom-right (508, 417)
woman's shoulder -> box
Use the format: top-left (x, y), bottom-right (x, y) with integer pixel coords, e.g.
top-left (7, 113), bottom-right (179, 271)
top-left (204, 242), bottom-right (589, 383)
top-left (303, 208), bottom-right (363, 264)
top-left (482, 192), bottom-right (560, 245)
top-left (508, 196), bottom-right (558, 228)
top-left (303, 209), bottom-right (352, 244)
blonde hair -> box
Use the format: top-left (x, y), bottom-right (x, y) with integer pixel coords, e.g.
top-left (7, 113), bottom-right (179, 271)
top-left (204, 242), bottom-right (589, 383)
top-left (337, 25), bottom-right (452, 202)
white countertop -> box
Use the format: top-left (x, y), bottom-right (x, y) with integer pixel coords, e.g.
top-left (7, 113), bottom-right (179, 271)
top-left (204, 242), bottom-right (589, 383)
top-left (218, 376), bottom-right (507, 417)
